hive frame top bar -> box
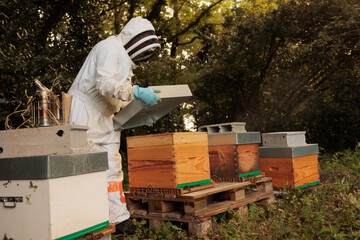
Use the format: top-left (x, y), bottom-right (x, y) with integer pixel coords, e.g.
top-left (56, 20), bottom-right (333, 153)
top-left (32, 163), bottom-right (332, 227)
top-left (113, 85), bottom-right (192, 131)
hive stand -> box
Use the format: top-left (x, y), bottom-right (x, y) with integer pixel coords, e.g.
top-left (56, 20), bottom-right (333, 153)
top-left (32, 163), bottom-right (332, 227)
top-left (125, 177), bottom-right (275, 236)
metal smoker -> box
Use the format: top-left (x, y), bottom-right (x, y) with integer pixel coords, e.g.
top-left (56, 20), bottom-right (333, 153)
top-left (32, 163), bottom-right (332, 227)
top-left (31, 79), bottom-right (62, 127)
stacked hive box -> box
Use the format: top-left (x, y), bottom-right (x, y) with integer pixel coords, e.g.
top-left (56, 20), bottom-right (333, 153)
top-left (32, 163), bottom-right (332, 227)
top-left (126, 132), bottom-right (211, 191)
top-left (199, 122), bottom-right (262, 178)
top-left (0, 125), bottom-right (110, 240)
top-left (259, 131), bottom-right (320, 189)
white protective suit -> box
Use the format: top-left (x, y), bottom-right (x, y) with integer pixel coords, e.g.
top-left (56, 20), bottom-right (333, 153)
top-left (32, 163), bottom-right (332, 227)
top-left (68, 17), bottom-right (161, 224)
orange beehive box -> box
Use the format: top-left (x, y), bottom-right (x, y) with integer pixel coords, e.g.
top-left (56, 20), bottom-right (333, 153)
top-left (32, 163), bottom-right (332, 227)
top-left (259, 144), bottom-right (320, 189)
top-left (126, 132), bottom-right (211, 190)
top-left (207, 132), bottom-right (262, 178)
top-left (209, 144), bottom-right (260, 178)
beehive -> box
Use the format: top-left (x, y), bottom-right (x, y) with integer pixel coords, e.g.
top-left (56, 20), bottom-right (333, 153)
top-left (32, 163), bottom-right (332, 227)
top-left (260, 132), bottom-right (320, 189)
top-left (126, 132), bottom-right (211, 190)
top-left (207, 132), bottom-right (262, 178)
top-left (0, 152), bottom-right (109, 240)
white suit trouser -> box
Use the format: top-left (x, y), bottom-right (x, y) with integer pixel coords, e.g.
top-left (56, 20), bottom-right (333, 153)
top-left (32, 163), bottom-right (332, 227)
top-left (69, 96), bottom-right (130, 224)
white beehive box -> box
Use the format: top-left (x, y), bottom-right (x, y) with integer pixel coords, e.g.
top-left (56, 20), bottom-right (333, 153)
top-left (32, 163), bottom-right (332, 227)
top-left (0, 152), bottom-right (109, 240)
top-left (261, 131), bottom-right (307, 147)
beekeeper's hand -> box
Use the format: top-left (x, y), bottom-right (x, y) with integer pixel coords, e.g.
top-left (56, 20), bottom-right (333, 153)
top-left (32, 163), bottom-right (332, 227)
top-left (133, 86), bottom-right (161, 106)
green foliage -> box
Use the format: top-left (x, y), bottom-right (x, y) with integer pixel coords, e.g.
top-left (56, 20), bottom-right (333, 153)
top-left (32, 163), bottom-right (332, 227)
top-left (0, 0), bottom-right (109, 129)
top-left (126, 219), bottom-right (189, 240)
top-left (189, 0), bottom-right (360, 151)
top-left (0, 0), bottom-right (229, 132)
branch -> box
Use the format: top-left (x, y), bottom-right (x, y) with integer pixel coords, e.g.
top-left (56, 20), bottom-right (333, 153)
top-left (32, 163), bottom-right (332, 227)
top-left (146, 0), bottom-right (166, 22)
top-left (106, 0), bottom-right (127, 12)
top-left (177, 36), bottom-right (201, 46)
top-left (171, 0), bottom-right (225, 40)
top-left (37, 0), bottom-right (78, 46)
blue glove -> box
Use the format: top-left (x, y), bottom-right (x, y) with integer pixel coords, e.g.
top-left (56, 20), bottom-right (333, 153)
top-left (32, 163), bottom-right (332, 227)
top-left (133, 85), bottom-right (161, 106)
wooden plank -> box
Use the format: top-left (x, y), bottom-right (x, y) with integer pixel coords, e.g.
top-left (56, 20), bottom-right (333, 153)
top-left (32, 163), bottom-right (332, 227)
top-left (130, 213), bottom-right (197, 223)
top-left (197, 191), bottom-right (274, 218)
top-left (182, 181), bottom-right (215, 193)
top-left (294, 169), bottom-right (320, 187)
top-left (96, 223), bottom-right (115, 236)
top-left (292, 154), bottom-right (319, 168)
top-left (127, 132), bottom-right (208, 148)
top-left (128, 160), bottom-right (176, 189)
top-left (181, 181), bottom-right (252, 199)
top-left (182, 178), bottom-right (272, 199)
top-left (174, 144), bottom-right (210, 185)
top-left (127, 133), bottom-right (174, 148)
top-left (61, 92), bottom-right (72, 125)
top-left (172, 132), bottom-right (208, 145)
top-left (127, 145), bottom-right (174, 161)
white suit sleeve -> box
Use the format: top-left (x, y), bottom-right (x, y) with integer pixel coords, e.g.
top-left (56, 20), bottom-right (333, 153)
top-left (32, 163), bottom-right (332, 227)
top-left (94, 41), bottom-right (134, 101)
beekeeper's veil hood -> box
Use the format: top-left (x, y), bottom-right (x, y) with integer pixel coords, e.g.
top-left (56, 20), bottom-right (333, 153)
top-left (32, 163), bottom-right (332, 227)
top-left (118, 17), bottom-right (161, 63)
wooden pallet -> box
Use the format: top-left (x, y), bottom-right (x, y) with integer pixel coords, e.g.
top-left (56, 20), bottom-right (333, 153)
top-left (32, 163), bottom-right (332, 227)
top-left (125, 177), bottom-right (274, 236)
top-left (75, 224), bottom-right (115, 240)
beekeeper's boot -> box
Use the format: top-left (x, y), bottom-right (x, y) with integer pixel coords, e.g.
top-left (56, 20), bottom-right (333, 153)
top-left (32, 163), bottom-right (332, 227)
top-left (114, 219), bottom-right (136, 236)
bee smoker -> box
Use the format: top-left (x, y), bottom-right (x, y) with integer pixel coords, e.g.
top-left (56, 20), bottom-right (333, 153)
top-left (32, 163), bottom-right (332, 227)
top-left (31, 79), bottom-right (63, 127)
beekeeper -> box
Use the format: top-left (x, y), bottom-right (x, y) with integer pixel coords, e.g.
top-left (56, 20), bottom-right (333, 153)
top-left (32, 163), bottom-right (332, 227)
top-left (68, 17), bottom-right (161, 236)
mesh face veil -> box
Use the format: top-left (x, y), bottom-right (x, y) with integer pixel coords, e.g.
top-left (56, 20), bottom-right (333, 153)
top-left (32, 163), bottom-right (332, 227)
top-left (120, 18), bottom-right (161, 63)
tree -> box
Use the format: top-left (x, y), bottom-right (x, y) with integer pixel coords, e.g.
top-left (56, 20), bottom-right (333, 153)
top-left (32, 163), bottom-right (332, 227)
top-left (0, 0), bottom-right (228, 130)
top-left (189, 0), bottom-right (360, 150)
top-left (0, 0), bottom-right (109, 128)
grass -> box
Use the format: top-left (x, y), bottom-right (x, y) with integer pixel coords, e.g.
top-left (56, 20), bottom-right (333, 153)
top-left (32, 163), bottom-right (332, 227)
top-left (124, 144), bottom-right (360, 240)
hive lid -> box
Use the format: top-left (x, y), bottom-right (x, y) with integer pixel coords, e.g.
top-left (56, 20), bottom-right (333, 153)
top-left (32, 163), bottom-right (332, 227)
top-left (0, 152), bottom-right (108, 180)
top-left (259, 144), bottom-right (319, 158)
top-left (261, 131), bottom-right (307, 147)
top-left (113, 84), bottom-right (192, 131)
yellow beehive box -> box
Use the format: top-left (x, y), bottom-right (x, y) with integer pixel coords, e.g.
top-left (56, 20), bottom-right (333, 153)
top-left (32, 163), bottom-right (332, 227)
top-left (126, 132), bottom-right (211, 190)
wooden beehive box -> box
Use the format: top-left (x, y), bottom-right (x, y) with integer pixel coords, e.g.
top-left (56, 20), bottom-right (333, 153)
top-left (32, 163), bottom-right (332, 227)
top-left (260, 137), bottom-right (320, 189)
top-left (126, 132), bottom-right (211, 190)
top-left (207, 132), bottom-right (262, 178)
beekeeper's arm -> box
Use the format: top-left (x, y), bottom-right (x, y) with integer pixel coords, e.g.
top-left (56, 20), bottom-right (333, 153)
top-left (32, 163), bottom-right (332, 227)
top-left (94, 42), bottom-right (160, 106)
top-left (94, 42), bottom-right (134, 102)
